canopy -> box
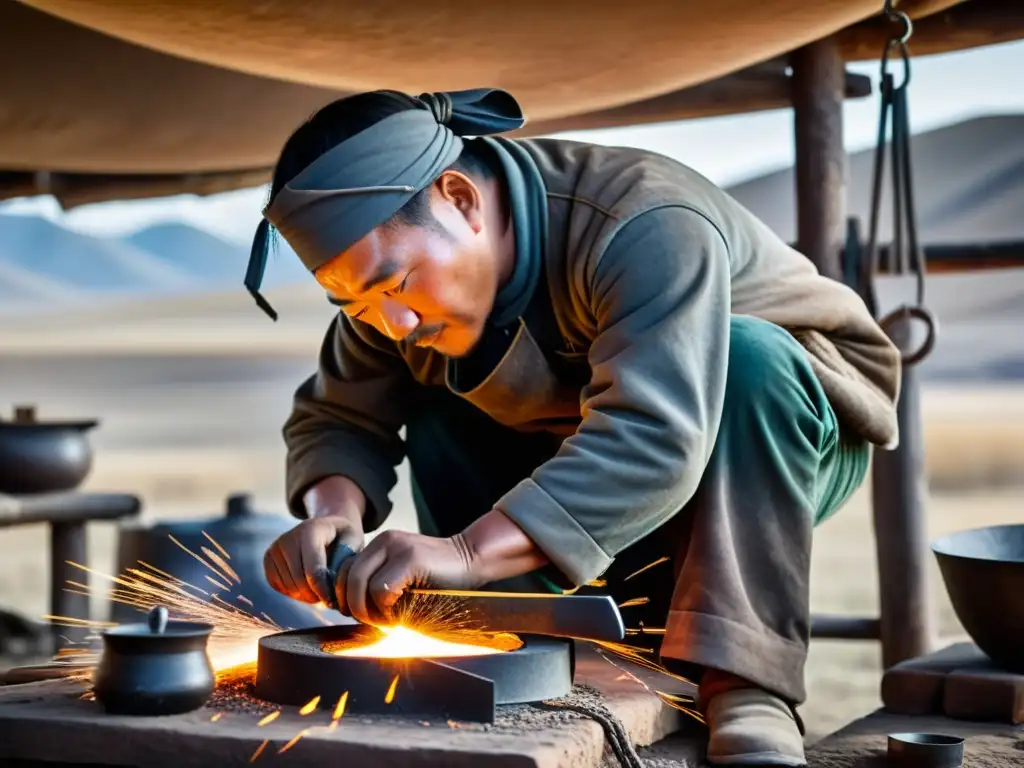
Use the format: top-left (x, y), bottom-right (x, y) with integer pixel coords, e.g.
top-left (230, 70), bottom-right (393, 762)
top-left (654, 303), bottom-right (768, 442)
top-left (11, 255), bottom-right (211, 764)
top-left (2, 0), bottom-right (1021, 206)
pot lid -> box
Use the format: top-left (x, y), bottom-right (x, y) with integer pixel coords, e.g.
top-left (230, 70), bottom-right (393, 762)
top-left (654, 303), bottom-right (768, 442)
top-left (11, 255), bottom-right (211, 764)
top-left (0, 404), bottom-right (98, 431)
top-left (104, 606), bottom-right (213, 639)
top-left (133, 493), bottom-right (296, 538)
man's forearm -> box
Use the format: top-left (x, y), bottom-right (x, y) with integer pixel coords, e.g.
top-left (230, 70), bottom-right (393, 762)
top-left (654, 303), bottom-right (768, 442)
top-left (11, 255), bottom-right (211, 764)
top-left (303, 475), bottom-right (367, 531)
top-left (457, 509), bottom-right (549, 585)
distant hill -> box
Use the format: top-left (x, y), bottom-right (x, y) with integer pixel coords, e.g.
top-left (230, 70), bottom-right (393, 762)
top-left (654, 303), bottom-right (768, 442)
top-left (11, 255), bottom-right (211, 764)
top-left (0, 214), bottom-right (196, 294)
top-left (726, 114), bottom-right (1024, 244)
top-left (124, 222), bottom-right (247, 285)
top-left (124, 222), bottom-right (308, 288)
top-left (0, 258), bottom-right (79, 308)
top-left (0, 213), bottom-right (309, 309)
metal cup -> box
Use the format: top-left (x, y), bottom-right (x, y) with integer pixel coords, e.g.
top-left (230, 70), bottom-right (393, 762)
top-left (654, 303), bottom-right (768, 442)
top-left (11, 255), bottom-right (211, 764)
top-left (887, 732), bottom-right (965, 768)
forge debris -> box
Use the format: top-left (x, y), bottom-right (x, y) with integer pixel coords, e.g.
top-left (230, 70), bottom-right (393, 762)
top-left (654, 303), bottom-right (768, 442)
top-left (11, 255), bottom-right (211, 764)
top-left (205, 673), bottom-right (276, 717)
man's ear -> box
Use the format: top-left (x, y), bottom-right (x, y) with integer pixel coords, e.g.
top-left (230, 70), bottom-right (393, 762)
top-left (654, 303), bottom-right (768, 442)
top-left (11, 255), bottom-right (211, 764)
top-left (436, 170), bottom-right (484, 234)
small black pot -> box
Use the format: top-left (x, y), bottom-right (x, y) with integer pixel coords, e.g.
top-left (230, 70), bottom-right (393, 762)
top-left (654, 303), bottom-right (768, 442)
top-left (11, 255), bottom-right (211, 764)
top-left (0, 405), bottom-right (98, 495)
top-left (93, 606), bottom-right (215, 716)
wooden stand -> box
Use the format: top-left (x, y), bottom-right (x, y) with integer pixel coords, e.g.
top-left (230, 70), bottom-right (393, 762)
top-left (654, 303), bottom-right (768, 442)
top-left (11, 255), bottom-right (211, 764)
top-left (0, 492), bottom-right (141, 648)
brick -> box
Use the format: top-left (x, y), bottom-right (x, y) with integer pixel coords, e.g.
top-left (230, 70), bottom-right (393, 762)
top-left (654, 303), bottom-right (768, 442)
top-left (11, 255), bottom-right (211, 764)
top-left (880, 642), bottom-right (988, 716)
top-left (944, 666), bottom-right (1024, 725)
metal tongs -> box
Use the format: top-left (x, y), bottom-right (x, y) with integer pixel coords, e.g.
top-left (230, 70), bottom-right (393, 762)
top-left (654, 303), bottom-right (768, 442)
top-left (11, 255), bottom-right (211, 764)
top-left (322, 538), bottom-right (625, 643)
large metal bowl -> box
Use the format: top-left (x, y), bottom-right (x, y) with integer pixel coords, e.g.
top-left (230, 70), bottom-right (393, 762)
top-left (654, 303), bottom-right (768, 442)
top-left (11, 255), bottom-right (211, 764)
top-left (932, 524), bottom-right (1024, 672)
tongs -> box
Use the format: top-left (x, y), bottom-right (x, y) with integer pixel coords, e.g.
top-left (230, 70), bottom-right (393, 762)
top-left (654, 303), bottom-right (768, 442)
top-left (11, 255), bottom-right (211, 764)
top-left (323, 538), bottom-right (624, 643)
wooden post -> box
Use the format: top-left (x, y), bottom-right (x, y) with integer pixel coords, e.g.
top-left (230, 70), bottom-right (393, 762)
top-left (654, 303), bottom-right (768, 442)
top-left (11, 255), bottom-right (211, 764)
top-left (792, 36), bottom-right (934, 666)
top-left (50, 521), bottom-right (89, 648)
top-left (871, 327), bottom-right (936, 667)
top-left (791, 37), bottom-right (847, 282)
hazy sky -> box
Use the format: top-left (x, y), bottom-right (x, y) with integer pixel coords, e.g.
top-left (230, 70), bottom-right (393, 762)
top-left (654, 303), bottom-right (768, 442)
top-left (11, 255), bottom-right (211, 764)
top-left (4, 39), bottom-right (1023, 245)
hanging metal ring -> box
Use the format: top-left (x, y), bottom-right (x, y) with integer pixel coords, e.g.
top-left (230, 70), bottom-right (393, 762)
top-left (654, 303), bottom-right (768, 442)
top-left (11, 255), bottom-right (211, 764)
top-left (878, 304), bottom-right (937, 367)
top-left (886, 9), bottom-right (914, 45)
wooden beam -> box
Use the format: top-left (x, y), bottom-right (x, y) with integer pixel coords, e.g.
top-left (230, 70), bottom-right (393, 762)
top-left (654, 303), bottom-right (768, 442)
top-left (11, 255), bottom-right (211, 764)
top-left (0, 168), bottom-right (272, 210)
top-left (790, 37), bottom-right (848, 282)
top-left (875, 240), bottom-right (1024, 274)
top-left (838, 0), bottom-right (1024, 61)
top-left (897, 0), bottom-right (971, 20)
top-left (515, 63), bottom-right (872, 137)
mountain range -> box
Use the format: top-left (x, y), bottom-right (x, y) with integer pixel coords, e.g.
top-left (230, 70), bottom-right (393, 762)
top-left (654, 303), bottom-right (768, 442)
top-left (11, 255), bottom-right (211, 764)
top-left (0, 215), bottom-right (307, 311)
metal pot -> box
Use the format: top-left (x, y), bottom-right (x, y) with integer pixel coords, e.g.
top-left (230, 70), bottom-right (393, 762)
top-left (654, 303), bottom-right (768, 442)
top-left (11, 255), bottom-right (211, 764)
top-left (93, 606), bottom-right (215, 715)
top-left (111, 493), bottom-right (343, 631)
top-left (0, 405), bottom-right (98, 495)
top-left (932, 524), bottom-right (1024, 673)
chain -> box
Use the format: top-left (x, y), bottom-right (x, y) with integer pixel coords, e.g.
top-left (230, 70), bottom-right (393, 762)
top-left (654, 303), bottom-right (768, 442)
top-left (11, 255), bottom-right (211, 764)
top-left (862, 0), bottom-right (937, 367)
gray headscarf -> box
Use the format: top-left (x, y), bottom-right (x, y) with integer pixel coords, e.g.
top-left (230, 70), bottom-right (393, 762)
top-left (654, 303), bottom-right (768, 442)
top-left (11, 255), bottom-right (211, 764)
top-left (245, 89), bottom-right (526, 320)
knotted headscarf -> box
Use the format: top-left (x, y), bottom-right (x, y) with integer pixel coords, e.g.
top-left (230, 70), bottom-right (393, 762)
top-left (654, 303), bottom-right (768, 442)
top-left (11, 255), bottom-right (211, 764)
top-left (245, 88), bottom-right (526, 320)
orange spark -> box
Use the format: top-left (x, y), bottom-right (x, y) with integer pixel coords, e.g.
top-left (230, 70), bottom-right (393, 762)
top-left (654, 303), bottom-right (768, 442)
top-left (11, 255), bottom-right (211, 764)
top-left (618, 597), bottom-right (650, 608)
top-left (257, 711), bottom-right (280, 727)
top-left (201, 546), bottom-right (241, 585)
top-left (167, 534), bottom-right (222, 577)
top-left (249, 739), bottom-right (269, 763)
top-left (299, 696), bottom-right (320, 715)
top-left (202, 530), bottom-right (232, 561)
top-left (278, 728), bottom-right (310, 754)
top-left (41, 614), bottom-right (116, 628)
top-left (205, 575), bottom-right (232, 592)
top-left (624, 556), bottom-right (670, 581)
top-left (327, 720), bottom-right (339, 732)
top-left (626, 625), bottom-right (667, 635)
top-left (384, 675), bottom-right (399, 704)
top-left (332, 692), bottom-right (349, 721)
top-left (210, 713), bottom-right (223, 722)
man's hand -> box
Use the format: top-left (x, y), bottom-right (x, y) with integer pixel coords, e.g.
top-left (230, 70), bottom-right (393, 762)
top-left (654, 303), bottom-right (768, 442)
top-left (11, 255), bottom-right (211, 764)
top-left (265, 475), bottom-right (368, 606)
top-left (342, 510), bottom-right (551, 626)
top-left (342, 530), bottom-right (482, 625)
top-left (264, 516), bottom-right (365, 606)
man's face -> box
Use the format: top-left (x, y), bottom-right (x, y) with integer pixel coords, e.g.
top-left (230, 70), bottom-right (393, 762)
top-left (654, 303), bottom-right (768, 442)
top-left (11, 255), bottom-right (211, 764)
top-left (314, 171), bottom-right (501, 358)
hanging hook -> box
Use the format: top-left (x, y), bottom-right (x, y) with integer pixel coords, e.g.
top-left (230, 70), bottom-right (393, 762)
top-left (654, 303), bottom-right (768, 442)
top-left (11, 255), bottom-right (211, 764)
top-left (866, 0), bottom-right (936, 367)
top-left (882, 1), bottom-right (914, 45)
top-left (879, 5), bottom-right (913, 89)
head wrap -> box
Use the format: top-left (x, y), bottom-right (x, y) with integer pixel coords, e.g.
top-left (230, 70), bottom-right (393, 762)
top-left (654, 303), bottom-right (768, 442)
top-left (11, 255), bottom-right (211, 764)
top-left (245, 88), bottom-right (526, 320)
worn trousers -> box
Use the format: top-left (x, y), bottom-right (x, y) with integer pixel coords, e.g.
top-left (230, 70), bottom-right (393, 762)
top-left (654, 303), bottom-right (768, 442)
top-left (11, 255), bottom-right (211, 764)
top-left (404, 315), bottom-right (871, 705)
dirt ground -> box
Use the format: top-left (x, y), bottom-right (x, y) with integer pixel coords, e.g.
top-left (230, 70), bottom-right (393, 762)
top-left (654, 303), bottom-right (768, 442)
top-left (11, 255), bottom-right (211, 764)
top-left (0, 344), bottom-right (1021, 743)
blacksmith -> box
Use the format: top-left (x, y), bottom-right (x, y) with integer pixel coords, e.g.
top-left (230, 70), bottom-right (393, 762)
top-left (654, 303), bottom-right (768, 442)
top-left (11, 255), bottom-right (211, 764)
top-left (256, 89), bottom-right (901, 766)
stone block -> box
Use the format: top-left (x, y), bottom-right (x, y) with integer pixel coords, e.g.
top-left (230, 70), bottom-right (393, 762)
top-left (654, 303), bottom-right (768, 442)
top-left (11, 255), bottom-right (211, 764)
top-left (881, 642), bottom-right (988, 716)
top-left (881, 642), bottom-right (1024, 723)
top-left (806, 709), bottom-right (1023, 768)
top-left (0, 644), bottom-right (692, 768)
top-left (944, 666), bottom-right (1024, 725)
